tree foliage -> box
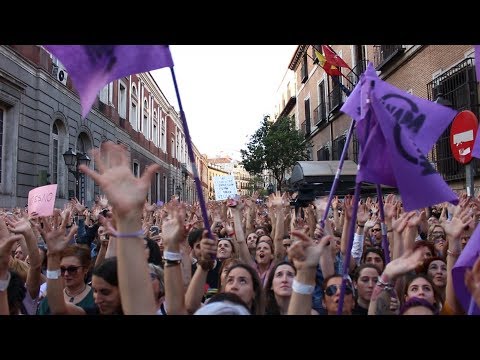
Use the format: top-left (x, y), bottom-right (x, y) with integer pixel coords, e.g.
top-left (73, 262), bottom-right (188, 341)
top-left (241, 116), bottom-right (311, 186)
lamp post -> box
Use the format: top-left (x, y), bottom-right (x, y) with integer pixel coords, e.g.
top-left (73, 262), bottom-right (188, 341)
top-left (175, 184), bottom-right (182, 199)
top-left (63, 147), bottom-right (91, 202)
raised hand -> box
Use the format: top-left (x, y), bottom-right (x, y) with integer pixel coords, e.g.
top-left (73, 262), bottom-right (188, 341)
top-left (288, 231), bottom-right (333, 271)
top-left (37, 210), bottom-right (77, 255)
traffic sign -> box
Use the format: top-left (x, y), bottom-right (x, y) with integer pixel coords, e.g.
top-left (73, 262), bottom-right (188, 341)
top-left (450, 110), bottom-right (478, 164)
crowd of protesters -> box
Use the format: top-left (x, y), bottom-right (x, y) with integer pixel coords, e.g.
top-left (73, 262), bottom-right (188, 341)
top-left (1, 141), bottom-right (480, 315)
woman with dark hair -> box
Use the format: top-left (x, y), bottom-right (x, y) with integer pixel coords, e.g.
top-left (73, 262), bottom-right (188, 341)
top-left (264, 260), bottom-right (319, 315)
top-left (6, 271), bottom-right (27, 315)
top-left (223, 263), bottom-right (265, 315)
top-left (399, 296), bottom-right (437, 315)
top-left (144, 237), bottom-right (162, 266)
top-left (402, 272), bottom-right (442, 313)
top-left (420, 256), bottom-right (447, 304)
top-left (361, 247), bottom-right (385, 272)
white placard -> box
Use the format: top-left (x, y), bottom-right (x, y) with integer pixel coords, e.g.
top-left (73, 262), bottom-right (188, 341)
top-left (213, 175), bottom-right (238, 201)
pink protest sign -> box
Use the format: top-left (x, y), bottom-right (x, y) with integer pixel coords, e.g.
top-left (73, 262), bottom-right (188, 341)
top-left (28, 184), bottom-right (58, 216)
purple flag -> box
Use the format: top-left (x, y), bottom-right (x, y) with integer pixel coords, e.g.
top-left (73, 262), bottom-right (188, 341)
top-left (369, 94), bottom-right (458, 210)
top-left (452, 224), bottom-right (480, 314)
top-left (44, 45), bottom-right (173, 118)
top-left (341, 63), bottom-right (459, 211)
top-left (472, 46), bottom-right (480, 159)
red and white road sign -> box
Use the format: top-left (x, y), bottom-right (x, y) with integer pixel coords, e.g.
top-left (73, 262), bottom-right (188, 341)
top-left (450, 110), bottom-right (478, 164)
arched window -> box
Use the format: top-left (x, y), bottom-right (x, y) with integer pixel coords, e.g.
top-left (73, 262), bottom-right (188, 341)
top-left (52, 123), bottom-right (59, 184)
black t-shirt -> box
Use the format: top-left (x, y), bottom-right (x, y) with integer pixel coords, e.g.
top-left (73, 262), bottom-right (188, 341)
top-left (191, 259), bottom-right (221, 291)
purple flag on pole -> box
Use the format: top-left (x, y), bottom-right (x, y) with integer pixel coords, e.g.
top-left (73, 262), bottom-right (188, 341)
top-left (452, 224), bottom-right (480, 314)
top-left (369, 94), bottom-right (459, 210)
top-left (341, 62), bottom-right (459, 211)
top-left (43, 45), bottom-right (173, 118)
top-left (472, 46), bottom-right (480, 159)
top-left (342, 62), bottom-right (458, 156)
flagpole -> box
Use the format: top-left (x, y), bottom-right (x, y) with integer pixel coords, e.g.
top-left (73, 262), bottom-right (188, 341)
top-left (318, 93), bottom-right (354, 230)
top-left (337, 181), bottom-right (361, 315)
top-left (170, 67), bottom-right (213, 241)
top-left (306, 50), bottom-right (355, 87)
top-left (376, 184), bottom-right (391, 264)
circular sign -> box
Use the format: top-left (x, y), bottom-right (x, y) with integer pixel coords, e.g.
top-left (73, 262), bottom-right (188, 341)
top-left (450, 110), bottom-right (478, 164)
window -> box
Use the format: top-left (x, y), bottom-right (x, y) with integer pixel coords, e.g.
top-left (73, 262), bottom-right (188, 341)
top-left (161, 116), bottom-right (165, 151)
top-left (317, 146), bottom-right (330, 161)
top-left (332, 136), bottom-right (347, 161)
top-left (301, 54), bottom-right (308, 83)
top-left (130, 102), bottom-right (138, 131)
top-left (99, 82), bottom-right (113, 104)
top-left (119, 82), bottom-right (127, 118)
top-left (153, 123), bottom-right (158, 146)
top-left (303, 98), bottom-right (311, 136)
top-left (155, 172), bottom-right (160, 202)
top-left (171, 137), bottom-right (175, 157)
top-left (133, 162), bottom-right (140, 178)
top-left (314, 81), bottom-right (327, 126)
top-left (52, 123), bottom-right (59, 184)
top-left (143, 99), bottom-right (149, 138)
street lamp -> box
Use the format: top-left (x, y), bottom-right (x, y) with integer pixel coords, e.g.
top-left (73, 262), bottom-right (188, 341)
top-left (63, 147), bottom-right (91, 201)
top-left (175, 184), bottom-right (182, 198)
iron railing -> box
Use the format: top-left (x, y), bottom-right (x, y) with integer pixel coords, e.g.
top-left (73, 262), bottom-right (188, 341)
top-left (373, 45), bottom-right (404, 70)
top-left (426, 57), bottom-right (479, 181)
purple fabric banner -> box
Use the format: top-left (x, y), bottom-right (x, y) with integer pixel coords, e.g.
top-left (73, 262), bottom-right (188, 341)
top-left (341, 63), bottom-right (459, 211)
top-left (44, 45), bottom-right (173, 118)
top-left (472, 45), bottom-right (480, 159)
top-left (452, 223), bottom-right (480, 314)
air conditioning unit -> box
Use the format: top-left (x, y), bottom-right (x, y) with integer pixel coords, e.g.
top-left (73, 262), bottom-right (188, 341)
top-left (52, 64), bottom-right (68, 86)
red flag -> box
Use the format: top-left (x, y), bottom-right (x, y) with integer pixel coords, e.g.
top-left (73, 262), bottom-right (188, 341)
top-left (314, 50), bottom-right (342, 76)
top-left (322, 45), bottom-right (350, 69)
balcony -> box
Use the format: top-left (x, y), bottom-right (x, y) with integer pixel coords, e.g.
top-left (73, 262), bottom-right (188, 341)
top-left (300, 119), bottom-right (311, 138)
top-left (373, 45), bottom-right (404, 70)
top-left (346, 60), bottom-right (369, 92)
top-left (181, 163), bottom-right (189, 175)
top-left (328, 81), bottom-right (343, 113)
top-left (313, 101), bottom-right (327, 126)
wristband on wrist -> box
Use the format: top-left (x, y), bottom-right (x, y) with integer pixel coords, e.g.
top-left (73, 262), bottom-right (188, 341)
top-left (111, 229), bottom-right (144, 238)
top-left (228, 232), bottom-right (235, 237)
top-left (357, 223), bottom-right (365, 228)
top-left (164, 259), bottom-right (182, 267)
top-left (46, 269), bottom-right (61, 280)
top-left (163, 250), bottom-right (182, 261)
top-left (447, 249), bottom-right (460, 257)
top-left (0, 272), bottom-right (11, 291)
top-left (292, 279), bottom-right (315, 295)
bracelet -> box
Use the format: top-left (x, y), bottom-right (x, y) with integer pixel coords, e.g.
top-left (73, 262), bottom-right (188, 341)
top-left (46, 269), bottom-right (61, 280)
top-left (357, 223), bottom-right (365, 228)
top-left (111, 229), bottom-right (144, 238)
top-left (163, 250), bottom-right (183, 261)
top-left (447, 249), bottom-right (460, 257)
top-left (387, 229), bottom-right (393, 233)
top-left (164, 259), bottom-right (182, 267)
top-left (228, 232), bottom-right (235, 237)
top-left (0, 272), bottom-right (11, 291)
top-left (292, 279), bottom-right (315, 295)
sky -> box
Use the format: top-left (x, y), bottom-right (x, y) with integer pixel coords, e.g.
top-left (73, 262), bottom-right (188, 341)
top-left (151, 45), bottom-right (298, 160)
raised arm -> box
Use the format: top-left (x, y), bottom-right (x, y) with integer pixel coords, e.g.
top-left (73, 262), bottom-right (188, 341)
top-left (79, 141), bottom-right (158, 315)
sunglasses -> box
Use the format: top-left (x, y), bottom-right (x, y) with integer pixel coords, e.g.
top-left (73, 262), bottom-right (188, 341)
top-left (325, 284), bottom-right (353, 297)
top-left (371, 228), bottom-right (381, 232)
top-left (60, 265), bottom-right (83, 275)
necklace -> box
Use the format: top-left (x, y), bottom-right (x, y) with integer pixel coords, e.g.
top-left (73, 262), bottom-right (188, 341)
top-left (65, 284), bottom-right (87, 303)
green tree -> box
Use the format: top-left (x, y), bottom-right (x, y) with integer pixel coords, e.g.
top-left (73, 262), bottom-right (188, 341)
top-left (241, 116), bottom-right (311, 187)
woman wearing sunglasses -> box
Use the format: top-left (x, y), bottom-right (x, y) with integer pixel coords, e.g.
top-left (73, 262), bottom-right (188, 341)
top-left (37, 242), bottom-right (95, 315)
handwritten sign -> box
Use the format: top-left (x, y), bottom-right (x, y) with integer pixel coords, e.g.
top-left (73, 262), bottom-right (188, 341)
top-left (213, 175), bottom-right (238, 201)
top-left (28, 184), bottom-right (58, 216)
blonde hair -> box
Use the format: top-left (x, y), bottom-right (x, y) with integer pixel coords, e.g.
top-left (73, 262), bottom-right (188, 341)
top-left (8, 258), bottom-right (30, 283)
